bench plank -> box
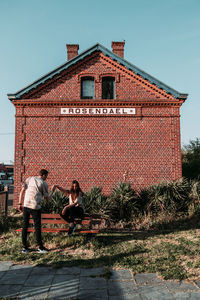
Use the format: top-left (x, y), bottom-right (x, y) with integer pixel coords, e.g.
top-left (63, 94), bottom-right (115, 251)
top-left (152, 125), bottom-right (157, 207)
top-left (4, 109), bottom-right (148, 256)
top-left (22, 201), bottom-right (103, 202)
top-left (29, 219), bottom-right (91, 225)
top-left (16, 212), bottom-right (100, 234)
top-left (16, 228), bottom-right (99, 234)
top-left (41, 213), bottom-right (91, 220)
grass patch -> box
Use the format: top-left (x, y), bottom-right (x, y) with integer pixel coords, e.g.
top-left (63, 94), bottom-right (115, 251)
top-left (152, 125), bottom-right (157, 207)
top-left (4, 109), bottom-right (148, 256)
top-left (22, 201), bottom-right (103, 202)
top-left (0, 214), bottom-right (22, 233)
top-left (1, 215), bottom-right (200, 281)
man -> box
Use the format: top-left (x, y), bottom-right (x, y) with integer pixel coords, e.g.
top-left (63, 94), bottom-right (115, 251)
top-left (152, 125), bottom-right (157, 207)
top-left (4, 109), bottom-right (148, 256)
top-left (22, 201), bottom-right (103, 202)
top-left (18, 169), bottom-right (55, 253)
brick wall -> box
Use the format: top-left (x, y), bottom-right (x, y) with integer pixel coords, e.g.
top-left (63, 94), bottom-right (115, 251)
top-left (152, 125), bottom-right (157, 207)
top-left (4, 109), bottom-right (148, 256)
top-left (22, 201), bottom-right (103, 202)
top-left (12, 52), bottom-right (183, 206)
top-left (23, 52), bottom-right (174, 101)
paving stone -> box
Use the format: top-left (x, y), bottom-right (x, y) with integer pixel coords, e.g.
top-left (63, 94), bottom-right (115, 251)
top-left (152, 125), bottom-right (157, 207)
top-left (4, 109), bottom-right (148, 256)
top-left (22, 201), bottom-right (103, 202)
top-left (0, 261), bottom-right (13, 271)
top-left (194, 280), bottom-right (200, 288)
top-left (138, 284), bottom-right (173, 299)
top-left (30, 266), bottom-right (56, 275)
top-left (2, 261), bottom-right (200, 300)
top-left (0, 271), bottom-right (6, 279)
top-left (10, 264), bottom-right (33, 272)
top-left (110, 269), bottom-right (133, 281)
top-left (109, 295), bottom-right (141, 300)
top-left (19, 286), bottom-right (50, 300)
top-left (0, 272), bottom-right (29, 284)
top-left (78, 289), bottom-right (108, 300)
top-left (173, 291), bottom-right (200, 300)
top-left (24, 274), bottom-right (54, 286)
top-left (80, 267), bottom-right (105, 277)
top-left (134, 273), bottom-right (163, 285)
top-left (48, 274), bottom-right (79, 299)
top-left (51, 274), bottom-right (79, 285)
top-left (5, 266), bottom-right (33, 277)
top-left (48, 282), bottom-right (78, 299)
top-left (0, 284), bottom-right (22, 297)
top-left (55, 266), bottom-right (81, 275)
top-left (80, 277), bottom-right (107, 290)
top-left (108, 280), bottom-right (138, 296)
top-left (166, 280), bottom-right (198, 292)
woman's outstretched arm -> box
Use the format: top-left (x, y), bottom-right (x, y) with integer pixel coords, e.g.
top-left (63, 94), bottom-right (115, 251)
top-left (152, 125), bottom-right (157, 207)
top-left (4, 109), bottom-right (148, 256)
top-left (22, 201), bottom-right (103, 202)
top-left (55, 185), bottom-right (70, 196)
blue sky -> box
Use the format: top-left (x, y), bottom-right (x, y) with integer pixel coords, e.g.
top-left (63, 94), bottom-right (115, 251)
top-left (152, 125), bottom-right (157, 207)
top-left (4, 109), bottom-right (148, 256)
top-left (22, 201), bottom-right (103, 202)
top-left (0, 0), bottom-right (199, 163)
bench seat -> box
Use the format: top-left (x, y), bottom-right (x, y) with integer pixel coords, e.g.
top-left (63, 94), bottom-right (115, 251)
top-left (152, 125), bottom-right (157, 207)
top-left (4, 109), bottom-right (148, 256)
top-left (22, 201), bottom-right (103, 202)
top-left (16, 213), bottom-right (100, 234)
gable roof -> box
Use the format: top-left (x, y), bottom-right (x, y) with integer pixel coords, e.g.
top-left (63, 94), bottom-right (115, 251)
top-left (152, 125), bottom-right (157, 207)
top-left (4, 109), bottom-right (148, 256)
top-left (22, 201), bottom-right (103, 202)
top-left (7, 43), bottom-right (188, 100)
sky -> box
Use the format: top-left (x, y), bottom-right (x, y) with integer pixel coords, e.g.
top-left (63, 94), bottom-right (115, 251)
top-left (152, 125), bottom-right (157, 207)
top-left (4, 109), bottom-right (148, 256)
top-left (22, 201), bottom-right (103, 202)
top-left (0, 0), bottom-right (199, 163)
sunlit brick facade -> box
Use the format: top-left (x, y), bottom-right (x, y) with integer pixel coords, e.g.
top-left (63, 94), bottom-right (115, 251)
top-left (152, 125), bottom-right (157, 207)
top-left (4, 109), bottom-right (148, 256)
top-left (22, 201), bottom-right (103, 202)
top-left (8, 42), bottom-right (187, 207)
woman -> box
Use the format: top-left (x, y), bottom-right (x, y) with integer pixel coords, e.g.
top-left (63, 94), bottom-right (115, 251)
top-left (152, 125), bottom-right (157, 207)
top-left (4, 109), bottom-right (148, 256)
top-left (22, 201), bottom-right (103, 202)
top-left (56, 180), bottom-right (84, 236)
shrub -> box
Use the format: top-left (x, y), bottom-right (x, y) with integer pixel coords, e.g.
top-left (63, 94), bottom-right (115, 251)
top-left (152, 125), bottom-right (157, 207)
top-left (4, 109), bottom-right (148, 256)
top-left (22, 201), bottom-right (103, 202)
top-left (41, 187), bottom-right (108, 216)
top-left (40, 179), bottom-right (200, 223)
top-left (0, 215), bottom-right (9, 233)
top-left (188, 180), bottom-right (200, 215)
top-left (108, 182), bottom-right (138, 222)
top-left (0, 214), bottom-right (22, 233)
top-left (41, 190), bottom-right (68, 213)
top-left (83, 186), bottom-right (108, 216)
top-left (139, 179), bottom-right (192, 215)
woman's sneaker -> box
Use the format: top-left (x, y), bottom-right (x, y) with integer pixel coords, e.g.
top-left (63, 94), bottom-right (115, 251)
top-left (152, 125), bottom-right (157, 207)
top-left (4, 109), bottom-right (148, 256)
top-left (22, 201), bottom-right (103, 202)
top-left (38, 247), bottom-right (49, 253)
top-left (68, 224), bottom-right (77, 236)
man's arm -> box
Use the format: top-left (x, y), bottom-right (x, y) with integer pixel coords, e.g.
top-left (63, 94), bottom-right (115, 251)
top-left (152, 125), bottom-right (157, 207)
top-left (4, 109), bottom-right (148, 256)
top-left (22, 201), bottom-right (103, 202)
top-left (18, 187), bottom-right (25, 211)
top-left (43, 185), bottom-right (56, 201)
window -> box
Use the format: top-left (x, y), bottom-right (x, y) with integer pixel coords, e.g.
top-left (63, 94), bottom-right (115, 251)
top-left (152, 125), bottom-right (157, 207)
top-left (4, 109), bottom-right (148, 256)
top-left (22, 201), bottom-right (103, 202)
top-left (102, 77), bottom-right (115, 99)
top-left (81, 77), bottom-right (95, 99)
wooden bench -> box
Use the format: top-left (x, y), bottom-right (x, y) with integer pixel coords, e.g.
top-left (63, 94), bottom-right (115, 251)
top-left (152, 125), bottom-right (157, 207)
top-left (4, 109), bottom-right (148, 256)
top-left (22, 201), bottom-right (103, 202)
top-left (16, 213), bottom-right (101, 234)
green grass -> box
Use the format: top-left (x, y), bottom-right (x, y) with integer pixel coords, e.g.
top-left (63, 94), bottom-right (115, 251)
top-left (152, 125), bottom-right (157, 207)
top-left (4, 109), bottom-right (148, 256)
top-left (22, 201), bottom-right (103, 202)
top-left (1, 218), bottom-right (200, 282)
top-left (1, 210), bottom-right (200, 282)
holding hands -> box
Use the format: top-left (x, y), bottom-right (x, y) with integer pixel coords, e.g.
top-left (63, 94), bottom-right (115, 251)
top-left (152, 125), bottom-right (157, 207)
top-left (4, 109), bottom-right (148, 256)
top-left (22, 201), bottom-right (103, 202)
top-left (51, 185), bottom-right (57, 192)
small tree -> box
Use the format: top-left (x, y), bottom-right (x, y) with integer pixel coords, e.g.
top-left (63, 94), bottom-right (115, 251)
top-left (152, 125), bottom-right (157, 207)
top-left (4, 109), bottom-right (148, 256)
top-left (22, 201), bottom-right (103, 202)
top-left (182, 138), bottom-right (200, 179)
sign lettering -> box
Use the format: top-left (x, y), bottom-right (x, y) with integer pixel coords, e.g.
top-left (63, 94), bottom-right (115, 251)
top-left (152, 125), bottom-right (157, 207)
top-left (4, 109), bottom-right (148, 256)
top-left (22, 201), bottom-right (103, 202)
top-left (61, 107), bottom-right (136, 115)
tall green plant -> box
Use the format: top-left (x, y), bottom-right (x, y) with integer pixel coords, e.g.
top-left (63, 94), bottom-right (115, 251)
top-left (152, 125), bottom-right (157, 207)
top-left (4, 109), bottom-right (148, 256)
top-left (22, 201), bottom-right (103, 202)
top-left (108, 182), bottom-right (138, 221)
top-left (41, 190), bottom-right (68, 213)
top-left (83, 186), bottom-right (108, 216)
top-left (188, 180), bottom-right (200, 215)
top-left (139, 179), bottom-right (192, 215)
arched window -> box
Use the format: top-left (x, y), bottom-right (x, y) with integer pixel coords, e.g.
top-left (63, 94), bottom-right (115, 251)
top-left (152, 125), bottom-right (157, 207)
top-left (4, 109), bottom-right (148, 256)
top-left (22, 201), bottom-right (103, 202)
top-left (81, 77), bottom-right (95, 99)
top-left (102, 77), bottom-right (115, 99)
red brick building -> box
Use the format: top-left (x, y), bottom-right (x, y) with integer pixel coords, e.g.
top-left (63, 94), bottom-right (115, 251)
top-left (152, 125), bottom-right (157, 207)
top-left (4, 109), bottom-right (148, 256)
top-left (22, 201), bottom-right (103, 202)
top-left (8, 41), bottom-right (187, 206)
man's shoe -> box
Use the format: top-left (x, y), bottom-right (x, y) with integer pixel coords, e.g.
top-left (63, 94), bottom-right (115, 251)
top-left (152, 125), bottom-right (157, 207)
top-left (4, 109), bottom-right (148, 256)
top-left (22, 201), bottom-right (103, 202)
top-left (38, 247), bottom-right (49, 253)
top-left (22, 248), bottom-right (30, 253)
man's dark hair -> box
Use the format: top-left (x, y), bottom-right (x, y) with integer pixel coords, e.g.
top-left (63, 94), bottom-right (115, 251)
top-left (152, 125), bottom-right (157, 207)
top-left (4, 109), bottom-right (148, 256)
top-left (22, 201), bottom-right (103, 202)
top-left (39, 169), bottom-right (48, 176)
